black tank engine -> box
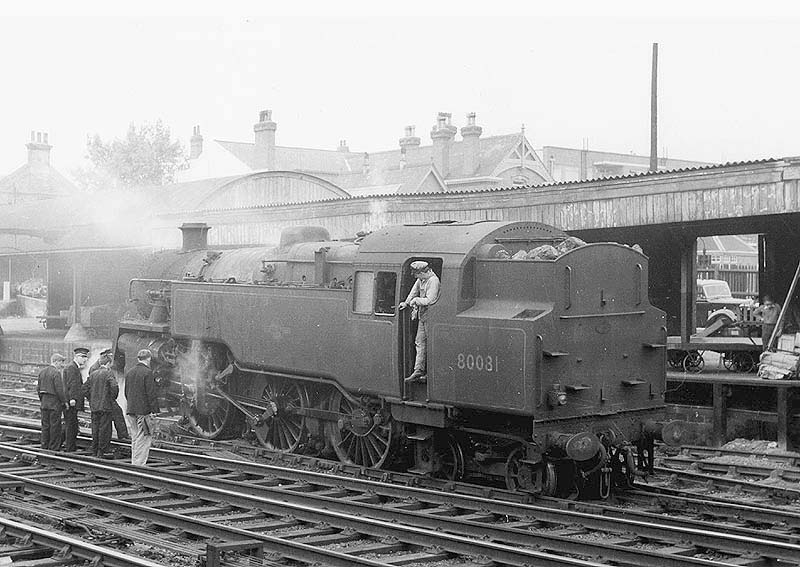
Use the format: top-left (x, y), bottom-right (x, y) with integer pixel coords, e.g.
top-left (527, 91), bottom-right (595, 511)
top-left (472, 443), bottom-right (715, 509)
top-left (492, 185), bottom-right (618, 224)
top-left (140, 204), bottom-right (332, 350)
top-left (115, 221), bottom-right (682, 497)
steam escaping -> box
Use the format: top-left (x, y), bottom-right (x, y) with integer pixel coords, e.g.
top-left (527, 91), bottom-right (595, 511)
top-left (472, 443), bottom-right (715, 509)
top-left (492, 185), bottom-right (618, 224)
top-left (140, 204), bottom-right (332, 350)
top-left (177, 339), bottom-right (206, 392)
top-left (363, 199), bottom-right (388, 233)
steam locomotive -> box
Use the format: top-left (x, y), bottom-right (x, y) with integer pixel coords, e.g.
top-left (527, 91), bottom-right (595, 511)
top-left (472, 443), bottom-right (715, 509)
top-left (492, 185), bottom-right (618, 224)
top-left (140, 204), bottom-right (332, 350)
top-left (115, 220), bottom-right (682, 497)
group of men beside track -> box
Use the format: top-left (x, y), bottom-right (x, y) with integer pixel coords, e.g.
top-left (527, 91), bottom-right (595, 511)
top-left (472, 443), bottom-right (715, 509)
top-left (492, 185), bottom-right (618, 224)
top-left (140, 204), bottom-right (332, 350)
top-left (37, 347), bottom-right (160, 465)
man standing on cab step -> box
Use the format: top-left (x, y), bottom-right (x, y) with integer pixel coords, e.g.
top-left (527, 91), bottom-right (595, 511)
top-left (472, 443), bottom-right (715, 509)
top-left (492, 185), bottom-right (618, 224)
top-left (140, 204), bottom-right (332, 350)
top-left (399, 261), bottom-right (440, 382)
top-left (125, 349), bottom-right (160, 466)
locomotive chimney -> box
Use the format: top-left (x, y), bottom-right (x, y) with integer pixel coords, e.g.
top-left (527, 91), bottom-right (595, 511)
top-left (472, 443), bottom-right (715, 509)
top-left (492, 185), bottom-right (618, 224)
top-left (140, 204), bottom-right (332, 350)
top-left (179, 222), bottom-right (210, 251)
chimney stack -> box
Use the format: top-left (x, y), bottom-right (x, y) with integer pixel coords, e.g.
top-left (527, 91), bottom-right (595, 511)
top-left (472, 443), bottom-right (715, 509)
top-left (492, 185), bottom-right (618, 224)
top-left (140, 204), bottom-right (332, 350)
top-left (363, 152), bottom-right (371, 176)
top-left (430, 113), bottom-right (456, 177)
top-left (254, 109), bottom-right (277, 169)
top-left (179, 222), bottom-right (210, 252)
top-left (399, 125), bottom-right (421, 150)
top-left (189, 125), bottom-right (204, 159)
top-left (337, 139), bottom-right (350, 152)
top-left (26, 130), bottom-right (52, 168)
top-left (460, 112), bottom-right (483, 176)
top-left (399, 125), bottom-right (420, 167)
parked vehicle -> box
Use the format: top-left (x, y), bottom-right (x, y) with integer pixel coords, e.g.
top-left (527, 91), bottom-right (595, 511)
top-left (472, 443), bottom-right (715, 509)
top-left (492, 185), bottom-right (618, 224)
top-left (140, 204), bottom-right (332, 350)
top-left (696, 278), bottom-right (752, 331)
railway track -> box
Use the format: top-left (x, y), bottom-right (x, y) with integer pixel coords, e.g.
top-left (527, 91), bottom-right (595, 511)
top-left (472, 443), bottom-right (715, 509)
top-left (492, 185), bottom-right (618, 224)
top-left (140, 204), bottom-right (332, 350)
top-left (3, 383), bottom-right (799, 505)
top-left (0, 435), bottom-right (799, 566)
top-left (3, 383), bottom-right (800, 565)
top-left (655, 444), bottom-right (800, 499)
top-left (0, 494), bottom-right (166, 567)
top-left (0, 364), bottom-right (42, 391)
top-left (662, 443), bottom-right (800, 470)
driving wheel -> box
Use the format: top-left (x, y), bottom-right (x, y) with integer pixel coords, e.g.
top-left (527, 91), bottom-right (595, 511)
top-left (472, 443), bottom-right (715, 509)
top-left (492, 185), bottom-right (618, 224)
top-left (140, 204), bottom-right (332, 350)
top-left (253, 379), bottom-right (309, 452)
top-left (327, 391), bottom-right (394, 468)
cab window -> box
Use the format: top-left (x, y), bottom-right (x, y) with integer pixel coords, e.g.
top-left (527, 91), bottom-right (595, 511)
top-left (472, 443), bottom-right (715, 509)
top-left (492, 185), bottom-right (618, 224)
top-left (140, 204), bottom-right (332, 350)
top-left (375, 271), bottom-right (397, 315)
top-left (353, 271), bottom-right (374, 314)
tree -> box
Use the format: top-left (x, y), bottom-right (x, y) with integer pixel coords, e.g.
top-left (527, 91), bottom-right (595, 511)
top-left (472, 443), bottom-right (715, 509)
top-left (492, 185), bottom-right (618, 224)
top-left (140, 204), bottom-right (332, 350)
top-left (74, 120), bottom-right (186, 190)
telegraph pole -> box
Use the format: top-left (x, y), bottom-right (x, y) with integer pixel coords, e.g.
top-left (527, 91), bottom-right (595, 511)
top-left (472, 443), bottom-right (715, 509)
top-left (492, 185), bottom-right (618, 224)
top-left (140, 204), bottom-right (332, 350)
top-left (650, 42), bottom-right (658, 172)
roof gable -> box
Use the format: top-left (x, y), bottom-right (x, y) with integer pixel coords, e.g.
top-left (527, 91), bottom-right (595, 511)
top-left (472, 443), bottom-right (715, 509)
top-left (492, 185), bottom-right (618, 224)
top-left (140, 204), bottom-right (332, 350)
top-left (489, 136), bottom-right (553, 183)
top-left (0, 163), bottom-right (77, 204)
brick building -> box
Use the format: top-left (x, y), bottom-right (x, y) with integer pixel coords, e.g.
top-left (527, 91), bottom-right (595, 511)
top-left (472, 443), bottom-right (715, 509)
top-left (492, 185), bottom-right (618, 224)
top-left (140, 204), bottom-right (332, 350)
top-left (0, 131), bottom-right (77, 205)
top-left (177, 110), bottom-right (554, 195)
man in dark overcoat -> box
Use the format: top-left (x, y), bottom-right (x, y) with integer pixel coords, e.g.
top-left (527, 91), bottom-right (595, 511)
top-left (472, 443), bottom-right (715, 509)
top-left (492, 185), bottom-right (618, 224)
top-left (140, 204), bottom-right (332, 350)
top-left (37, 353), bottom-right (67, 450)
top-left (124, 349), bottom-right (160, 465)
top-left (83, 355), bottom-right (119, 457)
top-left (63, 346), bottom-right (89, 452)
top-left (88, 348), bottom-right (129, 441)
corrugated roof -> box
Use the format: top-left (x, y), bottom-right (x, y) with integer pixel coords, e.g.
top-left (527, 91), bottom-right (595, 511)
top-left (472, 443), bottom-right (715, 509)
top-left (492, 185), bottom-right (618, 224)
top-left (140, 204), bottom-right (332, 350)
top-left (156, 157), bottom-right (785, 215)
top-left (148, 174), bottom-right (246, 212)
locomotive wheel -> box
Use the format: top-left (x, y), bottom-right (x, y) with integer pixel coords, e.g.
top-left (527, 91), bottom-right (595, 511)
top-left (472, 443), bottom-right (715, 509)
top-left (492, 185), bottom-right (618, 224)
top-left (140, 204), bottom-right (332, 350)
top-left (327, 391), bottom-right (394, 469)
top-left (433, 434), bottom-right (465, 481)
top-left (253, 380), bottom-right (309, 452)
top-left (505, 447), bottom-right (555, 494)
top-left (186, 389), bottom-right (241, 440)
top-left (682, 351), bottom-right (704, 373)
top-left (184, 346), bottom-right (242, 440)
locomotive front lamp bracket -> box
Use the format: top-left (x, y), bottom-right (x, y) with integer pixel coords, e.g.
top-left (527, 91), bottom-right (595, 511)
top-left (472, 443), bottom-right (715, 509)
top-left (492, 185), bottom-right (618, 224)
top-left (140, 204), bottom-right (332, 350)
top-left (546, 385), bottom-right (567, 408)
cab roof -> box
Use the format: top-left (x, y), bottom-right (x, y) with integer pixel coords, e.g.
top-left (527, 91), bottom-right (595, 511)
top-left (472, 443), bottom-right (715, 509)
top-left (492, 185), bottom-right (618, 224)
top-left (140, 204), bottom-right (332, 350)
top-left (358, 220), bottom-right (567, 258)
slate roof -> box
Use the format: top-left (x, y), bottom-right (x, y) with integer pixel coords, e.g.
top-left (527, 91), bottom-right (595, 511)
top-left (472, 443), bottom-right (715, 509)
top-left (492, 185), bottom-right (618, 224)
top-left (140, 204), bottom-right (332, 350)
top-left (216, 134), bottom-right (526, 181)
top-left (218, 141), bottom-right (355, 174)
top-left (0, 162), bottom-right (77, 203)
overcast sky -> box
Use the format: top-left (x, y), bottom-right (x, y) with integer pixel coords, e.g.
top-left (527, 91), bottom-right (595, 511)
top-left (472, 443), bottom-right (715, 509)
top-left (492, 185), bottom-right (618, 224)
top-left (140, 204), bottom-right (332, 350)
top-left (2, 1), bottom-right (799, 178)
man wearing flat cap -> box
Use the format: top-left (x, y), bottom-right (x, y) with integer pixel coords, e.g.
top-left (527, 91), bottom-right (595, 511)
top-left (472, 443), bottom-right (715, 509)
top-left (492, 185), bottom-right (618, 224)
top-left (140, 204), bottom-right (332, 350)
top-left (37, 353), bottom-right (67, 451)
top-left (399, 261), bottom-right (440, 382)
top-left (125, 349), bottom-right (160, 466)
top-left (89, 348), bottom-right (129, 441)
top-left (63, 347), bottom-right (89, 452)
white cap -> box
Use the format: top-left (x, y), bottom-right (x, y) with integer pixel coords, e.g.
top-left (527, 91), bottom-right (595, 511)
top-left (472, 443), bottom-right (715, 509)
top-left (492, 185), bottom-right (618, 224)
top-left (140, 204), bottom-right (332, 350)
top-left (410, 261), bottom-right (429, 271)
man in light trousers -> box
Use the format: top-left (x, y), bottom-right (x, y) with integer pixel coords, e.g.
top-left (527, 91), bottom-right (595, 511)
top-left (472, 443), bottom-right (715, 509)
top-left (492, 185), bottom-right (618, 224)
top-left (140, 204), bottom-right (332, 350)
top-left (124, 349), bottom-right (160, 466)
top-left (399, 261), bottom-right (440, 382)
